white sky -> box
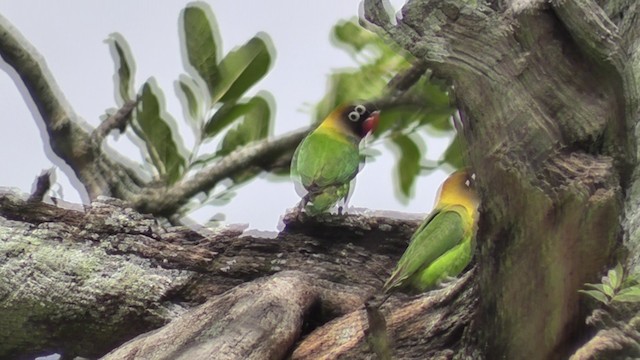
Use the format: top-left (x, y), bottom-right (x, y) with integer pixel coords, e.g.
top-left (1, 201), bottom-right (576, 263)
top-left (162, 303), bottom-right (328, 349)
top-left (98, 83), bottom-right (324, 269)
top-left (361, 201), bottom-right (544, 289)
top-left (0, 1), bottom-right (453, 231)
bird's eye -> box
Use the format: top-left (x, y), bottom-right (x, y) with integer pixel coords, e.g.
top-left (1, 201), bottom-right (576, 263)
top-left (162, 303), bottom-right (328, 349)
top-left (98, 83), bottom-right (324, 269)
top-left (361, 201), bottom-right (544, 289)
top-left (354, 105), bottom-right (366, 114)
top-left (465, 173), bottom-right (476, 188)
top-left (348, 111), bottom-right (360, 122)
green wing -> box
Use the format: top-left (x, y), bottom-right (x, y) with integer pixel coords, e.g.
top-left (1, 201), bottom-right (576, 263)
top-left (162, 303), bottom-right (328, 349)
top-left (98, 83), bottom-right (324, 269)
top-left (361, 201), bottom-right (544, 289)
top-left (412, 232), bottom-right (474, 291)
top-left (292, 130), bottom-right (360, 191)
top-left (383, 206), bottom-right (468, 293)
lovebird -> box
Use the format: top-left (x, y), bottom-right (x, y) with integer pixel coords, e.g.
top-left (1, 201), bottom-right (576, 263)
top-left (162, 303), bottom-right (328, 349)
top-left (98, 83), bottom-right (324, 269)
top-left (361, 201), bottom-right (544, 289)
top-left (291, 103), bottom-right (380, 215)
top-left (382, 169), bottom-right (480, 294)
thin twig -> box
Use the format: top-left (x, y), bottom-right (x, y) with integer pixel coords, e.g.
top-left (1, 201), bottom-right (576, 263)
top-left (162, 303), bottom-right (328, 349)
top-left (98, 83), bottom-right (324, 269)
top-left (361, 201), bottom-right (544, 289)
top-left (385, 59), bottom-right (428, 95)
top-left (92, 99), bottom-right (138, 145)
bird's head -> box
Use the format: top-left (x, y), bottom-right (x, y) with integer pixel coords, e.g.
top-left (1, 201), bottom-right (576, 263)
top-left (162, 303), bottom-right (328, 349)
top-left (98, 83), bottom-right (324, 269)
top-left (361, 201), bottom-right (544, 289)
top-left (437, 169), bottom-right (480, 217)
top-left (320, 103), bottom-right (380, 139)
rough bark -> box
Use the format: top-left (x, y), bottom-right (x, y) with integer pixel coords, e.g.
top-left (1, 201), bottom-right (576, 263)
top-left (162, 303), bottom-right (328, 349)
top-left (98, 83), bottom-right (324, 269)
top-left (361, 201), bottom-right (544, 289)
top-left (363, 0), bottom-right (639, 359)
top-left (1, 191), bottom-right (478, 359)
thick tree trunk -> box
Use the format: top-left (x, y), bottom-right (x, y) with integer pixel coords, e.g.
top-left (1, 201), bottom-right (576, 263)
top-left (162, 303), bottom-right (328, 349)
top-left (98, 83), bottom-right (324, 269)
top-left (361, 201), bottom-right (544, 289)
top-left (363, 0), bottom-right (640, 359)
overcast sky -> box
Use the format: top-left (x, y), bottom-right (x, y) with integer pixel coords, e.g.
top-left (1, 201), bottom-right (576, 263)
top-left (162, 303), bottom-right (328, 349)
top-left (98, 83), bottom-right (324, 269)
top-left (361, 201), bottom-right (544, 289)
top-left (0, 1), bottom-right (453, 231)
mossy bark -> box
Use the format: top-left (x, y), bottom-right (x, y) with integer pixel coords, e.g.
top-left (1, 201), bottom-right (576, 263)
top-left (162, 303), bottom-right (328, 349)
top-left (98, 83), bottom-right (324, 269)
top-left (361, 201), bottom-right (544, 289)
top-left (2, 192), bottom-right (473, 359)
top-left (365, 0), bottom-right (639, 359)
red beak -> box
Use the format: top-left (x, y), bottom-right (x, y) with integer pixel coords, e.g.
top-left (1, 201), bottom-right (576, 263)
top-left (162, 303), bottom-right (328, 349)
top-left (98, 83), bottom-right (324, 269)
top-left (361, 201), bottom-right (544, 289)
top-left (362, 111), bottom-right (380, 136)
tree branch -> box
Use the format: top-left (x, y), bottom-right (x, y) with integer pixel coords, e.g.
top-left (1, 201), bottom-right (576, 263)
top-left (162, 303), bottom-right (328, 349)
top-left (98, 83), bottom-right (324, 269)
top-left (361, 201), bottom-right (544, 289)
top-left (0, 190), bottom-right (483, 359)
top-left (27, 168), bottom-right (53, 202)
top-left (132, 128), bottom-right (309, 215)
top-left (292, 271), bottom-right (477, 359)
top-left (570, 327), bottom-right (640, 359)
top-left (0, 14), bottom-right (144, 200)
top-left (102, 271), bottom-right (321, 360)
top-left (91, 99), bottom-right (138, 145)
top-left (384, 59), bottom-right (428, 95)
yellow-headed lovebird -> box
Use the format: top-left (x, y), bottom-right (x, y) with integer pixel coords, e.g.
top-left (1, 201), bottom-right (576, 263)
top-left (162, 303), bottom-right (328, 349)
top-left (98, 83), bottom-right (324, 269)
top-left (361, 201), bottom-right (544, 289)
top-left (383, 170), bottom-right (480, 294)
top-left (291, 103), bottom-right (380, 215)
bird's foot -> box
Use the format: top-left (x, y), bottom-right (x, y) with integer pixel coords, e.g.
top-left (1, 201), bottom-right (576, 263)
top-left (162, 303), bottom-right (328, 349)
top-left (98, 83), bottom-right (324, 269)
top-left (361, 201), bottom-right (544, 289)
top-left (297, 195), bottom-right (311, 211)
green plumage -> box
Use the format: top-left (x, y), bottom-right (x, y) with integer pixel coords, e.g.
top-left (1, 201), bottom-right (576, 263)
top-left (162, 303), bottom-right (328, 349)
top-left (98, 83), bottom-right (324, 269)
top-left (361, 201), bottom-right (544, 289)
top-left (291, 129), bottom-right (360, 215)
top-left (383, 204), bottom-right (474, 293)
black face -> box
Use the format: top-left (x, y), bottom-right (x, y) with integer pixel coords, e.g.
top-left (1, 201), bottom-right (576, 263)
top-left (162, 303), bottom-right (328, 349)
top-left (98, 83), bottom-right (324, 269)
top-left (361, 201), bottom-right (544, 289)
top-left (340, 103), bottom-right (378, 138)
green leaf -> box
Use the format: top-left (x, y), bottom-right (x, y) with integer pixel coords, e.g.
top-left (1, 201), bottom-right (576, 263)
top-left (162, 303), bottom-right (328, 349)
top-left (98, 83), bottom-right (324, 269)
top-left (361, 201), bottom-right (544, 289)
top-left (314, 69), bottom-right (389, 124)
top-left (391, 135), bottom-right (422, 197)
top-left (333, 20), bottom-right (379, 52)
top-left (419, 79), bottom-right (453, 109)
top-left (176, 75), bottom-right (202, 124)
top-left (203, 101), bottom-right (255, 139)
top-left (211, 35), bottom-right (273, 104)
top-left (609, 264), bottom-right (623, 290)
top-left (421, 109), bottom-right (456, 131)
top-left (361, 147), bottom-right (382, 160)
top-left (317, 19), bottom-right (414, 125)
top-left (371, 106), bottom-right (419, 137)
top-left (204, 213), bottom-right (226, 227)
top-left (602, 282), bottom-right (615, 297)
top-left (578, 290), bottom-right (609, 304)
top-left (205, 190), bottom-right (237, 206)
top-left (182, 4), bottom-right (220, 97)
top-left (134, 81), bottom-right (186, 184)
top-left (106, 33), bottom-right (135, 104)
top-left (613, 285), bottom-right (640, 303)
top-left (441, 134), bottom-right (465, 169)
top-left (217, 95), bottom-right (272, 156)
top-left (623, 272), bottom-right (640, 287)
top-left (584, 283), bottom-right (606, 293)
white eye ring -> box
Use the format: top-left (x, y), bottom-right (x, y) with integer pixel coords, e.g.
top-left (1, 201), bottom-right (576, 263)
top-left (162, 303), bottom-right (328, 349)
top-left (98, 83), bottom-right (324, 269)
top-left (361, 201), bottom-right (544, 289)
top-left (354, 105), bottom-right (366, 114)
top-left (348, 111), bottom-right (360, 122)
top-left (465, 179), bottom-right (471, 187)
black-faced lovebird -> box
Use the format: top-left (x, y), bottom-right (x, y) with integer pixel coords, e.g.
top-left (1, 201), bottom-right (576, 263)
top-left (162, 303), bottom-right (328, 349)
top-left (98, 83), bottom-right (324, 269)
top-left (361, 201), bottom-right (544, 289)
top-left (383, 170), bottom-right (480, 293)
top-left (291, 103), bottom-right (380, 215)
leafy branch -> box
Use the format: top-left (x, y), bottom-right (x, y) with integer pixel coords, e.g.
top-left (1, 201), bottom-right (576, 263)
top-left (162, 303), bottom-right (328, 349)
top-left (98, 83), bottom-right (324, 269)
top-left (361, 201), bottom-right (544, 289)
top-left (319, 20), bottom-right (462, 199)
top-left (0, 2), bottom-right (288, 219)
top-left (0, 2), bottom-right (463, 220)
top-left (579, 263), bottom-right (640, 305)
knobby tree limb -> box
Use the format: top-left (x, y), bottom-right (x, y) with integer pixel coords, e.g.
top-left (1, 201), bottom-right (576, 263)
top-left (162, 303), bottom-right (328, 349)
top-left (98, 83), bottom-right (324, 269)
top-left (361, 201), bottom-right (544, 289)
top-left (91, 99), bottom-right (138, 145)
top-left (365, 0), bottom-right (639, 358)
top-left (0, 13), bottom-right (146, 202)
top-left (569, 309), bottom-right (640, 359)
